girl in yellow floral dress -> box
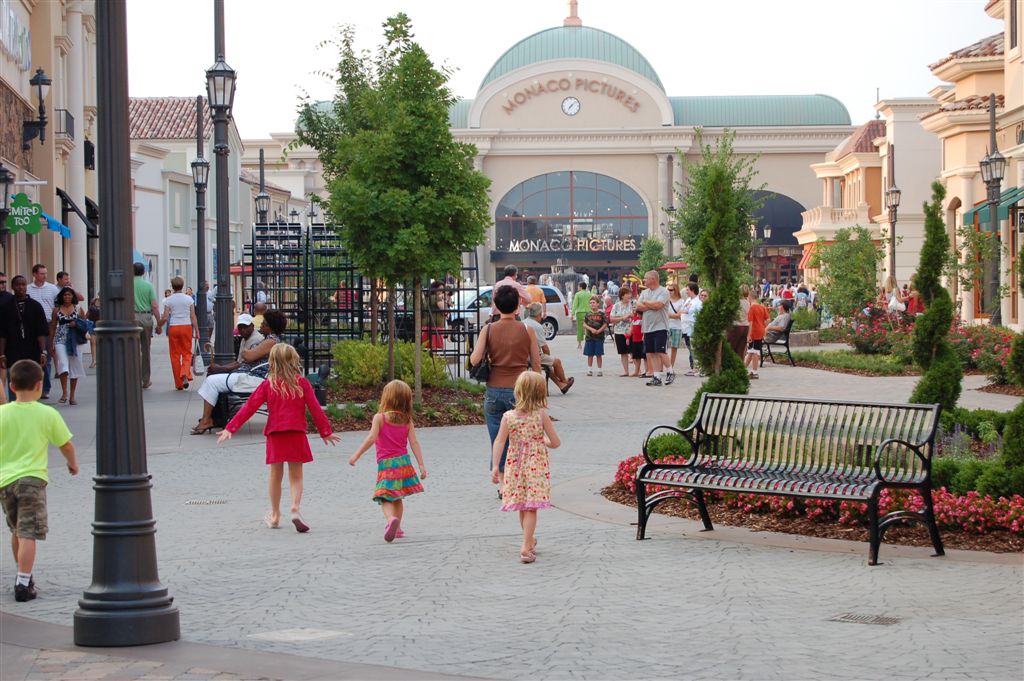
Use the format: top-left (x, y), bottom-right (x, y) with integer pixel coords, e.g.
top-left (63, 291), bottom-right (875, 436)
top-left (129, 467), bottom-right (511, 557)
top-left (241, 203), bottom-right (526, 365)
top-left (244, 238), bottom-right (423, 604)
top-left (490, 371), bottom-right (561, 563)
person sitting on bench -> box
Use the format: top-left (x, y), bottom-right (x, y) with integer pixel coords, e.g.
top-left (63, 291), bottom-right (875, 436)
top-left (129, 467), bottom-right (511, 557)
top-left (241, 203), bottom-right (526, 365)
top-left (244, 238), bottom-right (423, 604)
top-left (192, 310), bottom-right (286, 435)
top-left (207, 314), bottom-right (265, 375)
top-left (764, 299), bottom-right (792, 344)
top-left (524, 303), bottom-right (573, 394)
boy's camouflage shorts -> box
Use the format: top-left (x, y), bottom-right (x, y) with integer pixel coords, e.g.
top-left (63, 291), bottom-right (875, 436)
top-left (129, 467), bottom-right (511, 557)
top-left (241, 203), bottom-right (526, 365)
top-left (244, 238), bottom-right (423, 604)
top-left (0, 477), bottom-right (48, 540)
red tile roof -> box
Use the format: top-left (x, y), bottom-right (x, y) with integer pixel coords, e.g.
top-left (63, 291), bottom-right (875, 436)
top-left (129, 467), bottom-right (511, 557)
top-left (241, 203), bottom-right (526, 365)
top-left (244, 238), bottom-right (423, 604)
top-left (128, 97), bottom-right (213, 140)
top-left (929, 33), bottom-right (1004, 70)
top-left (833, 119), bottom-right (886, 160)
top-left (921, 93), bottom-right (1004, 120)
top-left (239, 168), bottom-right (289, 194)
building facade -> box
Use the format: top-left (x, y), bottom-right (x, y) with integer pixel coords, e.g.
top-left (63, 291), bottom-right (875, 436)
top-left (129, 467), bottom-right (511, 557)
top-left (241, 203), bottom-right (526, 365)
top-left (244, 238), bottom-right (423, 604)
top-left (448, 9), bottom-right (855, 283)
top-left (922, 0), bottom-right (1023, 329)
top-left (1, 0), bottom-right (96, 294)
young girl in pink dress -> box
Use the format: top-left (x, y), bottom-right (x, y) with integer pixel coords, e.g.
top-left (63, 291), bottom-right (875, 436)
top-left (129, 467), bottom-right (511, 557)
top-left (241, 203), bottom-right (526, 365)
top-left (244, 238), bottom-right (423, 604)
top-left (348, 380), bottom-right (427, 542)
top-left (218, 343), bottom-right (339, 532)
top-left (490, 371), bottom-right (561, 563)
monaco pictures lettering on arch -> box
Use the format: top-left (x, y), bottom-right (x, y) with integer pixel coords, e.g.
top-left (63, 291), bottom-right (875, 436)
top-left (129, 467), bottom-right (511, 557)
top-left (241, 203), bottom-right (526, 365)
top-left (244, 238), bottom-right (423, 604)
top-left (448, 3), bottom-right (855, 284)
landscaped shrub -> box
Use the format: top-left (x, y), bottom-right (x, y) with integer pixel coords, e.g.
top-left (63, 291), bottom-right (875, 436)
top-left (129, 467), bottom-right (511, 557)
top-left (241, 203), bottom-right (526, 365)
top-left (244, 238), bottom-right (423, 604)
top-left (909, 182), bottom-right (962, 412)
top-left (614, 453), bottom-right (1024, 535)
top-left (331, 339), bottom-right (448, 388)
top-left (645, 433), bottom-right (690, 460)
top-left (941, 407), bottom-right (1008, 439)
top-left (791, 308), bottom-right (820, 331)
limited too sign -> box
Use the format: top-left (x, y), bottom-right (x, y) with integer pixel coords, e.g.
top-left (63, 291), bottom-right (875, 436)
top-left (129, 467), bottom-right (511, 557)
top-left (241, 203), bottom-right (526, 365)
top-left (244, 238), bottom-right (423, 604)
top-left (5, 193), bottom-right (44, 235)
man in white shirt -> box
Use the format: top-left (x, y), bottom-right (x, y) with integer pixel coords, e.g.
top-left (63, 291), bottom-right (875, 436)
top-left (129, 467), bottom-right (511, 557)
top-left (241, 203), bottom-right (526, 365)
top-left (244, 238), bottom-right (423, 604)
top-left (26, 264), bottom-right (59, 398)
top-left (488, 265), bottom-right (531, 318)
top-left (635, 270), bottom-right (671, 386)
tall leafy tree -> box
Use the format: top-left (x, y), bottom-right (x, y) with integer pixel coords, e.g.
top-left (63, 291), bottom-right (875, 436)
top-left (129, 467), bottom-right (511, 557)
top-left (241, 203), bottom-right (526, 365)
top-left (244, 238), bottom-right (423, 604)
top-left (809, 226), bottom-right (884, 321)
top-left (909, 182), bottom-right (962, 412)
top-left (634, 237), bottom-right (668, 284)
top-left (296, 15), bottom-right (491, 400)
top-left (673, 131), bottom-right (759, 426)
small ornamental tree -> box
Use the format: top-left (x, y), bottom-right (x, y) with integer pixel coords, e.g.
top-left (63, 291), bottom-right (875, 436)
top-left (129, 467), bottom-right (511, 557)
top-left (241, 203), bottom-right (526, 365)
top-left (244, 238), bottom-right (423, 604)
top-left (673, 131), bottom-right (759, 427)
top-left (634, 237), bottom-right (668, 285)
top-left (296, 15), bottom-right (490, 401)
top-left (1000, 249), bottom-right (1024, 472)
top-left (909, 182), bottom-right (962, 412)
top-left (809, 226), bottom-right (884, 321)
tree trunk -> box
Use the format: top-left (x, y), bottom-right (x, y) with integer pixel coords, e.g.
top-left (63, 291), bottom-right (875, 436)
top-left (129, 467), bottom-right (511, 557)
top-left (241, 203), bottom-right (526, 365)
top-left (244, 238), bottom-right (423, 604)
top-left (387, 285), bottom-right (396, 380)
top-left (370, 279), bottom-right (379, 345)
top-left (413, 276), bottom-right (423, 405)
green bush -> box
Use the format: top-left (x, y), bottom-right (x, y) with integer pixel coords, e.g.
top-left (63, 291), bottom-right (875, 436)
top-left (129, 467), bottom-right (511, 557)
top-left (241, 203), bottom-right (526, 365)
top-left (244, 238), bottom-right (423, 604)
top-left (975, 461), bottom-right (1024, 498)
top-left (790, 350), bottom-right (910, 375)
top-left (1002, 403), bottom-right (1024, 469)
top-left (646, 433), bottom-right (691, 460)
top-left (940, 407), bottom-right (1008, 438)
top-left (949, 459), bottom-right (989, 495)
top-left (791, 308), bottom-right (819, 331)
top-left (330, 340), bottom-right (448, 388)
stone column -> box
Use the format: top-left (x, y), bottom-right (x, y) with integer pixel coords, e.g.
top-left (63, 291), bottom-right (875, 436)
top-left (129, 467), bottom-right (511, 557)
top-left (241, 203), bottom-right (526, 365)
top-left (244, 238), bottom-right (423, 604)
top-left (474, 155), bottom-right (488, 281)
top-left (67, 1), bottom-right (89, 294)
top-left (671, 154), bottom-right (684, 255)
top-left (657, 154), bottom-right (668, 254)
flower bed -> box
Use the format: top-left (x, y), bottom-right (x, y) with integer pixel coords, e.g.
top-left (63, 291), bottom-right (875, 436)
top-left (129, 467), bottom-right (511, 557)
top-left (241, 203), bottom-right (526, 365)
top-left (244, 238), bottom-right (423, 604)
top-left (609, 454), bottom-right (1024, 550)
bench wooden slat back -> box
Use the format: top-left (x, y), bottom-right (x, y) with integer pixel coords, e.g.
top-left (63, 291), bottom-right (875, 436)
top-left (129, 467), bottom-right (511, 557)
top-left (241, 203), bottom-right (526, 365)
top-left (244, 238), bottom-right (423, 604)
top-left (695, 394), bottom-right (939, 483)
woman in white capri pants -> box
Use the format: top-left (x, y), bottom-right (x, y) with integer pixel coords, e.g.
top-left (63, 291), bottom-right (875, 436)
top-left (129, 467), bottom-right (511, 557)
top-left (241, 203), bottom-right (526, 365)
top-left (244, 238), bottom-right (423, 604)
top-left (49, 286), bottom-right (87, 405)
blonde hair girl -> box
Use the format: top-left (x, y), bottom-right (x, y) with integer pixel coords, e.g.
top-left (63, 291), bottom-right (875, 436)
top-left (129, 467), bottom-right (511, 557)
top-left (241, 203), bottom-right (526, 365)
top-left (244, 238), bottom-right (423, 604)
top-left (348, 380), bottom-right (427, 542)
top-left (218, 343), bottom-right (339, 532)
top-left (490, 371), bottom-right (561, 564)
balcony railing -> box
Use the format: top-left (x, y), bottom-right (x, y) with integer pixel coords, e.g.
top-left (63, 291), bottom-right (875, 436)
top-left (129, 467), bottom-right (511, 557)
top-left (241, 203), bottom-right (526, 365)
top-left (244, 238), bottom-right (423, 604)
top-left (54, 109), bottom-right (75, 140)
top-left (800, 203), bottom-right (871, 230)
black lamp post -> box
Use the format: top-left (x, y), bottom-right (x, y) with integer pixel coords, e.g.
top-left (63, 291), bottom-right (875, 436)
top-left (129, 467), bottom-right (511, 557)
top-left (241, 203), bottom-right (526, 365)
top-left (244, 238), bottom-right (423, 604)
top-left (307, 203), bottom-right (318, 227)
top-left (191, 96), bottom-right (211, 361)
top-left (289, 208), bottom-right (299, 223)
top-left (207, 0), bottom-right (237, 365)
top-left (0, 162), bottom-right (13, 256)
top-left (255, 148), bottom-right (270, 224)
top-left (73, 0), bottom-right (179, 646)
top-left (885, 183), bottom-right (901, 278)
top-left (979, 93), bottom-right (1006, 326)
top-left (22, 67), bottom-right (52, 150)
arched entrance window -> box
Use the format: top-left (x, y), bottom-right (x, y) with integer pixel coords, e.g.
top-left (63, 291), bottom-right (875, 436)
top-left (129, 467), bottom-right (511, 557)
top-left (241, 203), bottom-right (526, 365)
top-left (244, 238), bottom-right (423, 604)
top-left (495, 171), bottom-right (648, 251)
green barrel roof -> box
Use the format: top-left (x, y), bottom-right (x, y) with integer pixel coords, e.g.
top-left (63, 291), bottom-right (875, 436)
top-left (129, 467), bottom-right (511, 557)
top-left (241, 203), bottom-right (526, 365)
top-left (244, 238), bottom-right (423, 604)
top-left (480, 26), bottom-right (664, 92)
top-left (669, 95), bottom-right (851, 127)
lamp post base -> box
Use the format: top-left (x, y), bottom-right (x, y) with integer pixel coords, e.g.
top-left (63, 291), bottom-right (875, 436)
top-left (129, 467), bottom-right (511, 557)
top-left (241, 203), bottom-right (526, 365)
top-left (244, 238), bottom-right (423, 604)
top-left (73, 606), bottom-right (180, 647)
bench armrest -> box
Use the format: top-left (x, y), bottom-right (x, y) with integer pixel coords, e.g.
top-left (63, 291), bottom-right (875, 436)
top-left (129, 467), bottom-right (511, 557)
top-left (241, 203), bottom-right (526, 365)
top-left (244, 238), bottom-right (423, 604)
top-left (872, 438), bottom-right (928, 483)
top-left (642, 424), bottom-right (698, 467)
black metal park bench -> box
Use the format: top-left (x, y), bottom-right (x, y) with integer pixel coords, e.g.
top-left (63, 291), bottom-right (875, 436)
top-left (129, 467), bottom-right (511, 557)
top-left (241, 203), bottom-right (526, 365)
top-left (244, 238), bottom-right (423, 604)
top-left (760, 317), bottom-right (796, 367)
top-left (636, 393), bottom-right (944, 565)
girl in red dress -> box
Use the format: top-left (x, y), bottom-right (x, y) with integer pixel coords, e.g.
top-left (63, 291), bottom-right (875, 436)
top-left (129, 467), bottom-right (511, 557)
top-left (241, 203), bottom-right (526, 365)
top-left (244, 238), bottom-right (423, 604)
top-left (348, 380), bottom-right (427, 543)
top-left (218, 343), bottom-right (339, 532)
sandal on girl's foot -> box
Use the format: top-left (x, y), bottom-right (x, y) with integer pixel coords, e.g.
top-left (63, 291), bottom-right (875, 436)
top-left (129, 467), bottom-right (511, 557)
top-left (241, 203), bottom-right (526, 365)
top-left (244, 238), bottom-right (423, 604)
top-left (520, 552), bottom-right (536, 564)
top-left (395, 528), bottom-right (405, 539)
top-left (263, 513), bottom-right (280, 529)
top-left (58, 396), bottom-right (67, 403)
top-left (69, 399), bottom-right (77, 406)
top-left (291, 512), bottom-right (310, 533)
top-left (384, 518), bottom-right (399, 542)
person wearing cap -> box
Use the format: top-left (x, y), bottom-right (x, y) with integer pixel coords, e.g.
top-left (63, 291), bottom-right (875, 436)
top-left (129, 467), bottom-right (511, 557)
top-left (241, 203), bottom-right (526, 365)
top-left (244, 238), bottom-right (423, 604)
top-left (207, 313), bottom-right (265, 376)
top-left (158, 277), bottom-right (199, 390)
top-left (193, 310), bottom-right (285, 435)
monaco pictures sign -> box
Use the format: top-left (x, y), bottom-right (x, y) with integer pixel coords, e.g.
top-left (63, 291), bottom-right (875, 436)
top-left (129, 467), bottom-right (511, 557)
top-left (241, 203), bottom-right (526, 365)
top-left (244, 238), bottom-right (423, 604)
top-left (502, 76), bottom-right (641, 115)
top-left (507, 236), bottom-right (640, 253)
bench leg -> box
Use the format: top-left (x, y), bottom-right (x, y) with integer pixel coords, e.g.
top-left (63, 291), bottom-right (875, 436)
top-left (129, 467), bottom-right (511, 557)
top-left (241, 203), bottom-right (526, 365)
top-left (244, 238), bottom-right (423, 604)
top-left (636, 479), bottom-right (648, 540)
top-left (921, 487), bottom-right (945, 557)
top-left (761, 344), bottom-right (773, 368)
top-left (784, 344), bottom-right (795, 367)
top-left (867, 495), bottom-right (881, 566)
top-left (692, 489), bottom-right (714, 531)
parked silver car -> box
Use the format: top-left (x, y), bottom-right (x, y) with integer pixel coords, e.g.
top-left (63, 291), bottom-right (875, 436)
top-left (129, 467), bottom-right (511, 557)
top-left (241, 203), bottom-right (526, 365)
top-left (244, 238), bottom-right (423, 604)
top-left (450, 285), bottom-right (570, 341)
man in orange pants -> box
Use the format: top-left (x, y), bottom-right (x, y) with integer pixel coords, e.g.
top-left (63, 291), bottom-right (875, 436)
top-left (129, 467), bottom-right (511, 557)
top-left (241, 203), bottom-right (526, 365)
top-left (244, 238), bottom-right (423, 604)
top-left (159, 277), bottom-right (199, 390)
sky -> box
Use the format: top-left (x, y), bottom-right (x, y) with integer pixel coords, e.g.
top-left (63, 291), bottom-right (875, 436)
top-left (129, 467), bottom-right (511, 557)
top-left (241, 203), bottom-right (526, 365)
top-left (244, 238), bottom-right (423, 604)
top-left (126, 0), bottom-right (1002, 139)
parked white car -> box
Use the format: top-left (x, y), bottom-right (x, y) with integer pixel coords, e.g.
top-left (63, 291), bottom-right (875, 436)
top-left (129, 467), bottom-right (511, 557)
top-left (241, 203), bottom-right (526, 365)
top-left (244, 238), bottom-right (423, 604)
top-left (450, 285), bottom-right (570, 341)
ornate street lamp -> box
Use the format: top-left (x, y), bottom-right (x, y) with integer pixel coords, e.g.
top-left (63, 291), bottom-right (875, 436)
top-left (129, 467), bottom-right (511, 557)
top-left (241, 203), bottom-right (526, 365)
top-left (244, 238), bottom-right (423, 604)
top-left (191, 96), bottom-right (211, 362)
top-left (885, 183), bottom-right (901, 277)
top-left (207, 0), bottom-right (237, 364)
top-left (22, 67), bottom-right (52, 150)
top-left (0, 163), bottom-right (13, 254)
top-left (289, 208), bottom-right (300, 223)
top-left (73, 0), bottom-right (179, 646)
top-left (255, 148), bottom-right (270, 224)
top-left (980, 93), bottom-right (1006, 326)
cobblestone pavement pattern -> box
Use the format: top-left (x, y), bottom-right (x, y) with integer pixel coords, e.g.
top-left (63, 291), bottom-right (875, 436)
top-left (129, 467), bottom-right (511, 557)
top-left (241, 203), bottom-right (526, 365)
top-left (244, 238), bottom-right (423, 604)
top-left (2, 336), bottom-right (1022, 679)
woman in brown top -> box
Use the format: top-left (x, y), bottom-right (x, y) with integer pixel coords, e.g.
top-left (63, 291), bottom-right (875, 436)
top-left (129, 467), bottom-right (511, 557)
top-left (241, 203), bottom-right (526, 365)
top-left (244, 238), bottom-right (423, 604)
top-left (471, 285), bottom-right (540, 481)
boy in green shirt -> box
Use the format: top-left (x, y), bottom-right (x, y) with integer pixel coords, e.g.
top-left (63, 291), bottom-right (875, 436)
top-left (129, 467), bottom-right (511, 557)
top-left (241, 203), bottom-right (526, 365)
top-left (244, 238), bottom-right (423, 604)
top-left (0, 360), bottom-right (77, 602)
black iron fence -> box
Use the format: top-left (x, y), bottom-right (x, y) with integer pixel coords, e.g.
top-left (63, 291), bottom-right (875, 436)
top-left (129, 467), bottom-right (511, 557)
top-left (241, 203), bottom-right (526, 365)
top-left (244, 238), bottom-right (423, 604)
top-left (243, 222), bottom-right (480, 380)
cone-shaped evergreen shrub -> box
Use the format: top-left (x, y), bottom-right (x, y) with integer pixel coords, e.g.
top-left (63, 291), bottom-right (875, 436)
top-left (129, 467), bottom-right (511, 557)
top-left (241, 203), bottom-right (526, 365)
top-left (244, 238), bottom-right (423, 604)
top-left (909, 182), bottom-right (962, 412)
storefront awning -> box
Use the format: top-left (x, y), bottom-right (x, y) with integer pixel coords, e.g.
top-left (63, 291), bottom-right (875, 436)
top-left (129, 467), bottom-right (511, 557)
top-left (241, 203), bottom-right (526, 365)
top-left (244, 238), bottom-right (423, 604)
top-left (797, 244), bottom-right (817, 270)
top-left (962, 186), bottom-right (1024, 228)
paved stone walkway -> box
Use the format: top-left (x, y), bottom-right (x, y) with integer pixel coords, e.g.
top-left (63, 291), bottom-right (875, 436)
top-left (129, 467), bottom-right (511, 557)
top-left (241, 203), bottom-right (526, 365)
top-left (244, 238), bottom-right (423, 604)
top-left (2, 335), bottom-right (1022, 679)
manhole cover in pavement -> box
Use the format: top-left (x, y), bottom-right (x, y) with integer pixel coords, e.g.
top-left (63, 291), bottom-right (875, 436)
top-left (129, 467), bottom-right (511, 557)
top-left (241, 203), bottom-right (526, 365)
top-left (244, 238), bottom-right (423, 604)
top-left (248, 628), bottom-right (352, 642)
top-left (184, 499), bottom-right (228, 505)
top-left (829, 613), bottom-right (902, 626)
